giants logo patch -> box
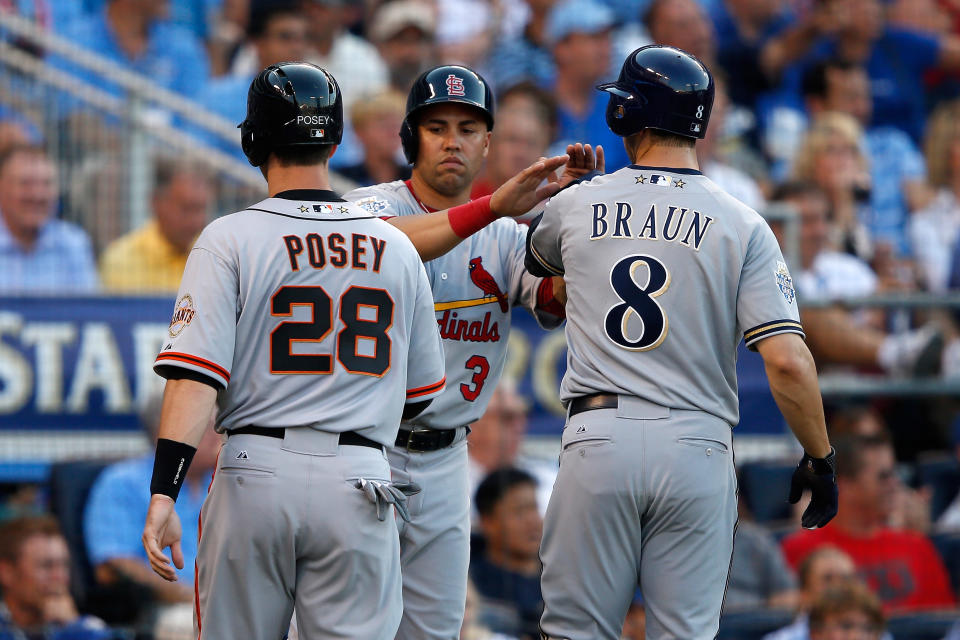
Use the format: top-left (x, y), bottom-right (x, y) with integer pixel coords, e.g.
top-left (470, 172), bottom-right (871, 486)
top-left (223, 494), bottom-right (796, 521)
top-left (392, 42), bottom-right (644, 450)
top-left (446, 74), bottom-right (466, 97)
top-left (169, 294), bottom-right (196, 337)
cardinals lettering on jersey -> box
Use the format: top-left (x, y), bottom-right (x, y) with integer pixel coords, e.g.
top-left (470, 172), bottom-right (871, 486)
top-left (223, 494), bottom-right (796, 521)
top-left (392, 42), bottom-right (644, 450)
top-left (468, 257), bottom-right (508, 312)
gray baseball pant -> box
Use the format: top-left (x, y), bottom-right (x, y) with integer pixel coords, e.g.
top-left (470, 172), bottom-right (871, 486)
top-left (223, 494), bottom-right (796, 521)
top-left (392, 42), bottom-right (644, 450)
top-left (539, 397), bottom-right (737, 640)
top-left (387, 428), bottom-right (471, 640)
top-left (196, 428), bottom-right (402, 640)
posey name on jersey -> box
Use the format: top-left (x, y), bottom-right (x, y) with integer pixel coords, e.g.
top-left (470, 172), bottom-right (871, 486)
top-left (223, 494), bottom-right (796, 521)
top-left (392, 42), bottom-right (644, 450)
top-left (282, 232), bottom-right (388, 272)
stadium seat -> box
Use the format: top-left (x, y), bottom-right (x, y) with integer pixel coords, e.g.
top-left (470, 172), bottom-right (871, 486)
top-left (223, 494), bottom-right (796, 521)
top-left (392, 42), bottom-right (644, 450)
top-left (48, 459), bottom-right (109, 608)
top-left (717, 609), bottom-right (794, 640)
top-left (738, 461), bottom-right (796, 523)
top-left (885, 612), bottom-right (958, 640)
top-left (930, 532), bottom-right (960, 596)
top-left (913, 454), bottom-right (960, 521)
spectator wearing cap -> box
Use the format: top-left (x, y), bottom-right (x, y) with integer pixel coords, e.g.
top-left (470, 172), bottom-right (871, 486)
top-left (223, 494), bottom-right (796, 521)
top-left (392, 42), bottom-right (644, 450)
top-left (337, 91), bottom-right (411, 188)
top-left (0, 516), bottom-right (111, 640)
top-left (471, 468), bottom-right (544, 640)
top-left (487, 0), bottom-right (558, 91)
top-left (0, 144), bottom-right (98, 294)
top-left (547, 0), bottom-right (629, 172)
top-left (802, 59), bottom-right (927, 256)
top-left (781, 435), bottom-right (955, 613)
top-left (368, 1), bottom-right (437, 94)
top-left (197, 2), bottom-right (308, 163)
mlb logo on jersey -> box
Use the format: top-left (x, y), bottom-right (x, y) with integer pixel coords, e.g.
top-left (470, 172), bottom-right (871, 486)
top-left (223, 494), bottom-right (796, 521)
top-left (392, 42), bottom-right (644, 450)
top-left (649, 175), bottom-right (671, 187)
top-left (775, 261), bottom-right (795, 304)
top-left (446, 74), bottom-right (466, 97)
top-left (312, 204), bottom-right (334, 214)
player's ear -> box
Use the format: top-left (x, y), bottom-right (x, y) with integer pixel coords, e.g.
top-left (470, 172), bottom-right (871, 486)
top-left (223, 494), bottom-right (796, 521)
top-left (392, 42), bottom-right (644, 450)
top-left (482, 129), bottom-right (491, 159)
top-left (327, 144), bottom-right (338, 162)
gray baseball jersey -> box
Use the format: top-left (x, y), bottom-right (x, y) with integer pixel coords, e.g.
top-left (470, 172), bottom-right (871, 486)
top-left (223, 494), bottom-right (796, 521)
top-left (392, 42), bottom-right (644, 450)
top-left (347, 180), bottom-right (562, 428)
top-left (346, 180), bottom-right (563, 640)
top-left (529, 165), bottom-right (803, 640)
top-left (154, 192), bottom-right (446, 443)
top-left (528, 167), bottom-right (803, 426)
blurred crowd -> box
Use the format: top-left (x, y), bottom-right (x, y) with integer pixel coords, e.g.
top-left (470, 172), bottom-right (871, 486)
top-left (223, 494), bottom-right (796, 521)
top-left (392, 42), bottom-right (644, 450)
top-left (2, 0), bottom-right (960, 638)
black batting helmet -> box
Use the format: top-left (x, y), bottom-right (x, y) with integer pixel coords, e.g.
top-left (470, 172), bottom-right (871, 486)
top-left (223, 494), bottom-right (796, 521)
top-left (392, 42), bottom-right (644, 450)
top-left (240, 62), bottom-right (343, 167)
top-left (399, 65), bottom-right (495, 165)
top-left (596, 45), bottom-right (714, 140)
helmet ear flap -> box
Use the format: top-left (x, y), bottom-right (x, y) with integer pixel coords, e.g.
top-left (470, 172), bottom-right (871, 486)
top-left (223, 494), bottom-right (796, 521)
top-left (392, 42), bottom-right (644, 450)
top-left (605, 96), bottom-right (638, 137)
top-left (399, 118), bottom-right (418, 165)
top-left (240, 121), bottom-right (270, 167)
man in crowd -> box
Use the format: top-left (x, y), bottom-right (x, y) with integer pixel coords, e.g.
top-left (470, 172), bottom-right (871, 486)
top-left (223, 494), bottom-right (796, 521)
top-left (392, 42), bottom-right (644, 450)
top-left (782, 435), bottom-right (955, 612)
top-left (99, 157), bottom-right (213, 292)
top-left (337, 91), bottom-right (410, 187)
top-left (472, 468), bottom-right (544, 640)
top-left (547, 0), bottom-right (628, 171)
top-left (0, 516), bottom-right (111, 640)
top-left (0, 144), bottom-right (97, 293)
top-left (368, 1), bottom-right (437, 94)
top-left (467, 381), bottom-right (557, 518)
top-left (84, 394), bottom-right (219, 608)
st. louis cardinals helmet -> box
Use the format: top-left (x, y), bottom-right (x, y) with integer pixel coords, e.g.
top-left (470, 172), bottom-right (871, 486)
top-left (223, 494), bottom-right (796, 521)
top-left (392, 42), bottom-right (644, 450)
top-left (400, 65), bottom-right (495, 165)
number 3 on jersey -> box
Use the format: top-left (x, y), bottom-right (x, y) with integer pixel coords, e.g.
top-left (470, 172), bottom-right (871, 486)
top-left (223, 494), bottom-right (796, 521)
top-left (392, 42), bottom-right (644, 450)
top-left (604, 254), bottom-right (670, 351)
top-left (270, 285), bottom-right (393, 376)
top-left (460, 355), bottom-right (489, 401)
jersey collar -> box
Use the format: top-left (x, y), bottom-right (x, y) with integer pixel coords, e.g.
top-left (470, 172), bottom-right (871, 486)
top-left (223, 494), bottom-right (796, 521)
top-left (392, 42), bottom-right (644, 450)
top-left (628, 165), bottom-right (703, 175)
top-left (404, 180), bottom-right (440, 213)
top-left (272, 189), bottom-right (346, 202)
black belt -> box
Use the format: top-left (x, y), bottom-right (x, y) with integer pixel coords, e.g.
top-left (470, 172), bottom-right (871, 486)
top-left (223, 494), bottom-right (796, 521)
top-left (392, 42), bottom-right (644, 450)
top-left (395, 427), bottom-right (460, 452)
top-left (229, 426), bottom-right (382, 450)
top-left (568, 393), bottom-right (619, 417)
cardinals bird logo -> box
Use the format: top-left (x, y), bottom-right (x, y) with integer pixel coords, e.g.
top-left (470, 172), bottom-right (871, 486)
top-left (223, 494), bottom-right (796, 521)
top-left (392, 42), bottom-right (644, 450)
top-left (469, 257), bottom-right (508, 312)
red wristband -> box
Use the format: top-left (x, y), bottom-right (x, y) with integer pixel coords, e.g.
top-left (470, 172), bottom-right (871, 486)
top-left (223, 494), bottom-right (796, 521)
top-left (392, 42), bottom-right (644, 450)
top-left (448, 196), bottom-right (496, 238)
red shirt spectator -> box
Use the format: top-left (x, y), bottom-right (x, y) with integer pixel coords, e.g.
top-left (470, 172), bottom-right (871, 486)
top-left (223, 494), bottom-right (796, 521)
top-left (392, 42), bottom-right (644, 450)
top-left (782, 435), bottom-right (955, 613)
top-left (782, 526), bottom-right (953, 612)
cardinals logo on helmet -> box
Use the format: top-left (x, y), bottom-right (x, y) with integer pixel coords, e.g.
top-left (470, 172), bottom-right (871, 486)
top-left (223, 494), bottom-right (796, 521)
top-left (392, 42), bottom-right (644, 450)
top-left (468, 257), bottom-right (508, 312)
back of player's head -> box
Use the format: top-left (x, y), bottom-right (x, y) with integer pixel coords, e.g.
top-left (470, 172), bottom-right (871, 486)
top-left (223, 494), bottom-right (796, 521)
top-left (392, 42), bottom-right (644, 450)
top-left (399, 64), bottom-right (495, 165)
top-left (597, 45), bottom-right (713, 141)
top-left (240, 62), bottom-right (343, 167)
top-left (475, 467), bottom-right (537, 518)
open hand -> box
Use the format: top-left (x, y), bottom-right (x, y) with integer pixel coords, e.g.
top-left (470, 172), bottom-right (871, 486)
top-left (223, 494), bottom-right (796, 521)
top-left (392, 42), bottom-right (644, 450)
top-left (142, 494), bottom-right (184, 582)
top-left (549, 143), bottom-right (604, 189)
top-left (490, 155), bottom-right (568, 218)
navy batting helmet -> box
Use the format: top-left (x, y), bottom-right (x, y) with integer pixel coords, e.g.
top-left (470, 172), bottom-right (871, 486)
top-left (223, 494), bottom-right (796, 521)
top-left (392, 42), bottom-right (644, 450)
top-left (399, 65), bottom-right (495, 165)
top-left (596, 45), bottom-right (714, 140)
top-left (240, 62), bottom-right (344, 167)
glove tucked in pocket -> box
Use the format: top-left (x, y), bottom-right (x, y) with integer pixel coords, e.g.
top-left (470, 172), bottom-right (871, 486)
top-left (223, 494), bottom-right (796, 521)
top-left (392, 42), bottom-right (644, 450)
top-left (355, 478), bottom-right (422, 522)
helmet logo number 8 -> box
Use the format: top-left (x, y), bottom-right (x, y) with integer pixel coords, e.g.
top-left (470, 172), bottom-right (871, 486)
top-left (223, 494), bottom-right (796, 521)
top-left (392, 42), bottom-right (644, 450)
top-left (695, 105), bottom-right (704, 119)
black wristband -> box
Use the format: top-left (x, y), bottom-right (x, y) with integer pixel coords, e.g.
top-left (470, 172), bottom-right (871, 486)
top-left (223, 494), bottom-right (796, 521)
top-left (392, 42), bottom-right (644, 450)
top-left (150, 438), bottom-right (197, 501)
top-left (803, 446), bottom-right (837, 475)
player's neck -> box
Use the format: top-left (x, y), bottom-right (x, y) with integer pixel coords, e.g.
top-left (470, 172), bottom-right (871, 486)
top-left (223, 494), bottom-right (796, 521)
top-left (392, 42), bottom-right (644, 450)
top-left (629, 142), bottom-right (700, 171)
top-left (409, 171), bottom-right (471, 210)
top-left (266, 165), bottom-right (333, 197)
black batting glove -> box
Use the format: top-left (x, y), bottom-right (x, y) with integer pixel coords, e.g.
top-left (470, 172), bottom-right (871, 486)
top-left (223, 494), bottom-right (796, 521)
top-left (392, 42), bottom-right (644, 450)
top-left (788, 447), bottom-right (838, 529)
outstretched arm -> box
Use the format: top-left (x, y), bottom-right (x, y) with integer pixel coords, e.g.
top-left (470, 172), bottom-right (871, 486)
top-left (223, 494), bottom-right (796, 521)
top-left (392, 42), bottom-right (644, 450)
top-left (387, 155), bottom-right (568, 261)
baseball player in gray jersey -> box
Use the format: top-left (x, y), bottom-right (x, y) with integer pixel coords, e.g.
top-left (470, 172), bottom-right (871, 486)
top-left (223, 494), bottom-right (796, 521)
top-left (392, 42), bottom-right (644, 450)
top-left (526, 46), bottom-right (839, 640)
top-left (345, 65), bottom-right (598, 640)
top-left (140, 63), bottom-right (447, 640)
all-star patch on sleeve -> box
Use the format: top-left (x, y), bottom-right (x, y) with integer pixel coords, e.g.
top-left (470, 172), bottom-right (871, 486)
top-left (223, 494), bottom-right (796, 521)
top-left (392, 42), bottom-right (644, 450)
top-left (736, 222), bottom-right (804, 351)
